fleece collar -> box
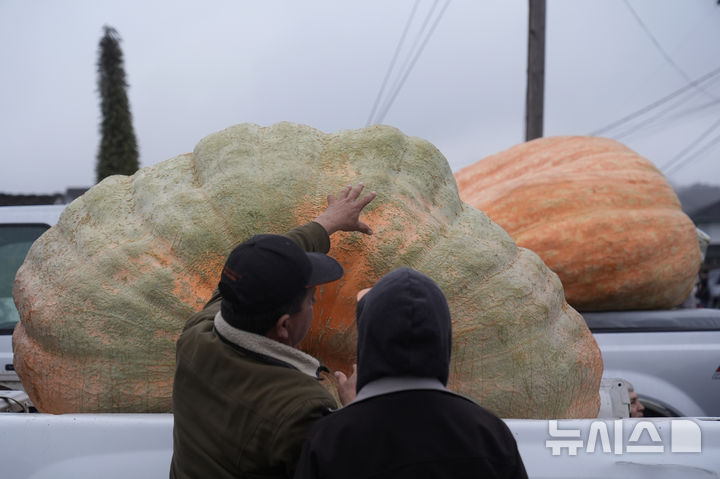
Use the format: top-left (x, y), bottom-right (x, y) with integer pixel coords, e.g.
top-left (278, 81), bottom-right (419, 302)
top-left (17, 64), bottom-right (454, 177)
top-left (214, 311), bottom-right (323, 378)
top-left (354, 377), bottom-right (449, 404)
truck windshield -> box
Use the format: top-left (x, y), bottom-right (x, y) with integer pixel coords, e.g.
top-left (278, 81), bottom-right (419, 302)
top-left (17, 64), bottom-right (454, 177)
top-left (0, 224), bottom-right (49, 334)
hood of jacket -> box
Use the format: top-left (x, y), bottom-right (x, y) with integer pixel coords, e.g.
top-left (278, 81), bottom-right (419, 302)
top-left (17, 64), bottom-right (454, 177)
top-left (355, 267), bottom-right (452, 392)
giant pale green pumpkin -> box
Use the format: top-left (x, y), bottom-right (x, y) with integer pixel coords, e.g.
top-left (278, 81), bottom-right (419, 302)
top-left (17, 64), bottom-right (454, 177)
top-left (455, 136), bottom-right (701, 311)
top-left (13, 123), bottom-right (602, 418)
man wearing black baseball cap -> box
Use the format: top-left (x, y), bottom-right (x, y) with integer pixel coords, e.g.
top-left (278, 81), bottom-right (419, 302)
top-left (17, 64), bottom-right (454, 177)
top-left (171, 184), bottom-right (376, 479)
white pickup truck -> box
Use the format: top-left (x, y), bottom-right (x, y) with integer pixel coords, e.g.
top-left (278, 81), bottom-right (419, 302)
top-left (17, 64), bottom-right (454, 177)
top-left (1, 204), bottom-right (719, 477)
top-left (0, 413), bottom-right (718, 478)
top-left (584, 308), bottom-right (720, 418)
top-left (0, 205), bottom-right (65, 391)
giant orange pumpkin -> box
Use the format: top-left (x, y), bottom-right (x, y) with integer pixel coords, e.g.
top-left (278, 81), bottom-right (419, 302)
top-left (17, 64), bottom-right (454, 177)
top-left (455, 136), bottom-right (701, 311)
top-left (13, 123), bottom-right (602, 418)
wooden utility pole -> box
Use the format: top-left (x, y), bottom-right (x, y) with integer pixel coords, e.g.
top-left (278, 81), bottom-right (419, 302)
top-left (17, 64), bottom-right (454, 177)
top-left (525, 0), bottom-right (546, 141)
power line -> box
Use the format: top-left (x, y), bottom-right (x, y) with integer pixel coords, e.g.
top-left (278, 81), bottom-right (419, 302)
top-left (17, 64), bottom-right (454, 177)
top-left (588, 65), bottom-right (720, 136)
top-left (365, 0), bottom-right (421, 127)
top-left (367, 0), bottom-right (451, 126)
top-left (661, 116), bottom-right (720, 174)
top-left (612, 76), bottom-right (720, 140)
top-left (623, 0), bottom-right (717, 101)
top-left (381, 0), bottom-right (440, 116)
top-left (664, 130), bottom-right (720, 176)
top-left (659, 97), bottom-right (720, 124)
top-left (613, 84), bottom-right (702, 141)
top-left (376, 0), bottom-right (451, 124)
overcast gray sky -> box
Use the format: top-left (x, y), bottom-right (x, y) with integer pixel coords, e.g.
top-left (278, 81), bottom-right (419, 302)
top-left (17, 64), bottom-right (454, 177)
top-left (2, 0), bottom-right (719, 194)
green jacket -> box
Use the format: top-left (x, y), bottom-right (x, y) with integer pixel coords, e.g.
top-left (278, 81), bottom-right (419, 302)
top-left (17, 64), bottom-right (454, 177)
top-left (170, 222), bottom-right (338, 479)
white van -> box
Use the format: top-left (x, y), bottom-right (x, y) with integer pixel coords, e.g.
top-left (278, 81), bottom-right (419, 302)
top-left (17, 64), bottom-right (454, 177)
top-left (0, 204), bottom-right (65, 389)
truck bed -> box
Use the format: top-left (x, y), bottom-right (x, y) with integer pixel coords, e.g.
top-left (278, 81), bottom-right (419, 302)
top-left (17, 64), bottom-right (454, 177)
top-left (1, 413), bottom-right (718, 478)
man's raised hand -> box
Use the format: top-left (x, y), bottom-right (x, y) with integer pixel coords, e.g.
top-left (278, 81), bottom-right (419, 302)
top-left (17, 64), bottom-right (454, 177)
top-left (314, 183), bottom-right (376, 236)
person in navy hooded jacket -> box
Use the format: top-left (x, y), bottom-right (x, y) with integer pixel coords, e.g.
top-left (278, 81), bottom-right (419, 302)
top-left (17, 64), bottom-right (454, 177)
top-left (294, 267), bottom-right (528, 479)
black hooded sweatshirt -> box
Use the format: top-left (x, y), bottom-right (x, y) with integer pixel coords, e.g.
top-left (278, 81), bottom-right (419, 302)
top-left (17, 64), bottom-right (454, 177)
top-left (294, 268), bottom-right (528, 479)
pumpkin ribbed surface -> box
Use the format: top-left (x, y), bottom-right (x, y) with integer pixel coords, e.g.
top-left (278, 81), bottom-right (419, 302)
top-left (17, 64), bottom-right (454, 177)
top-left (13, 123), bottom-right (602, 417)
top-left (455, 136), bottom-right (701, 311)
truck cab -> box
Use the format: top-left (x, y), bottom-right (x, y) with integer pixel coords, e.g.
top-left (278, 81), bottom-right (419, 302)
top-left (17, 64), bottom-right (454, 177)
top-left (583, 308), bottom-right (720, 418)
top-left (0, 205), bottom-right (65, 389)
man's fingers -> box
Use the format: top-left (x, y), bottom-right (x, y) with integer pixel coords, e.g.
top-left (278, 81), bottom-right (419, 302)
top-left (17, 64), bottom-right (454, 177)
top-left (334, 365), bottom-right (357, 384)
top-left (331, 184), bottom-right (373, 207)
top-left (316, 184), bottom-right (375, 235)
top-left (347, 183), bottom-right (365, 201)
top-left (338, 184), bottom-right (353, 199)
top-left (357, 221), bottom-right (373, 235)
top-left (357, 191), bottom-right (376, 209)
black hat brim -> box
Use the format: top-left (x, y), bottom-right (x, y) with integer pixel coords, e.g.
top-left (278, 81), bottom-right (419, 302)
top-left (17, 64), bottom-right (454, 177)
top-left (306, 252), bottom-right (344, 286)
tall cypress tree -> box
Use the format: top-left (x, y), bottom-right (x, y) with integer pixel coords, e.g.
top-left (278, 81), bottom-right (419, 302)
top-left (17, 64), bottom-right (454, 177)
top-left (96, 25), bottom-right (139, 183)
